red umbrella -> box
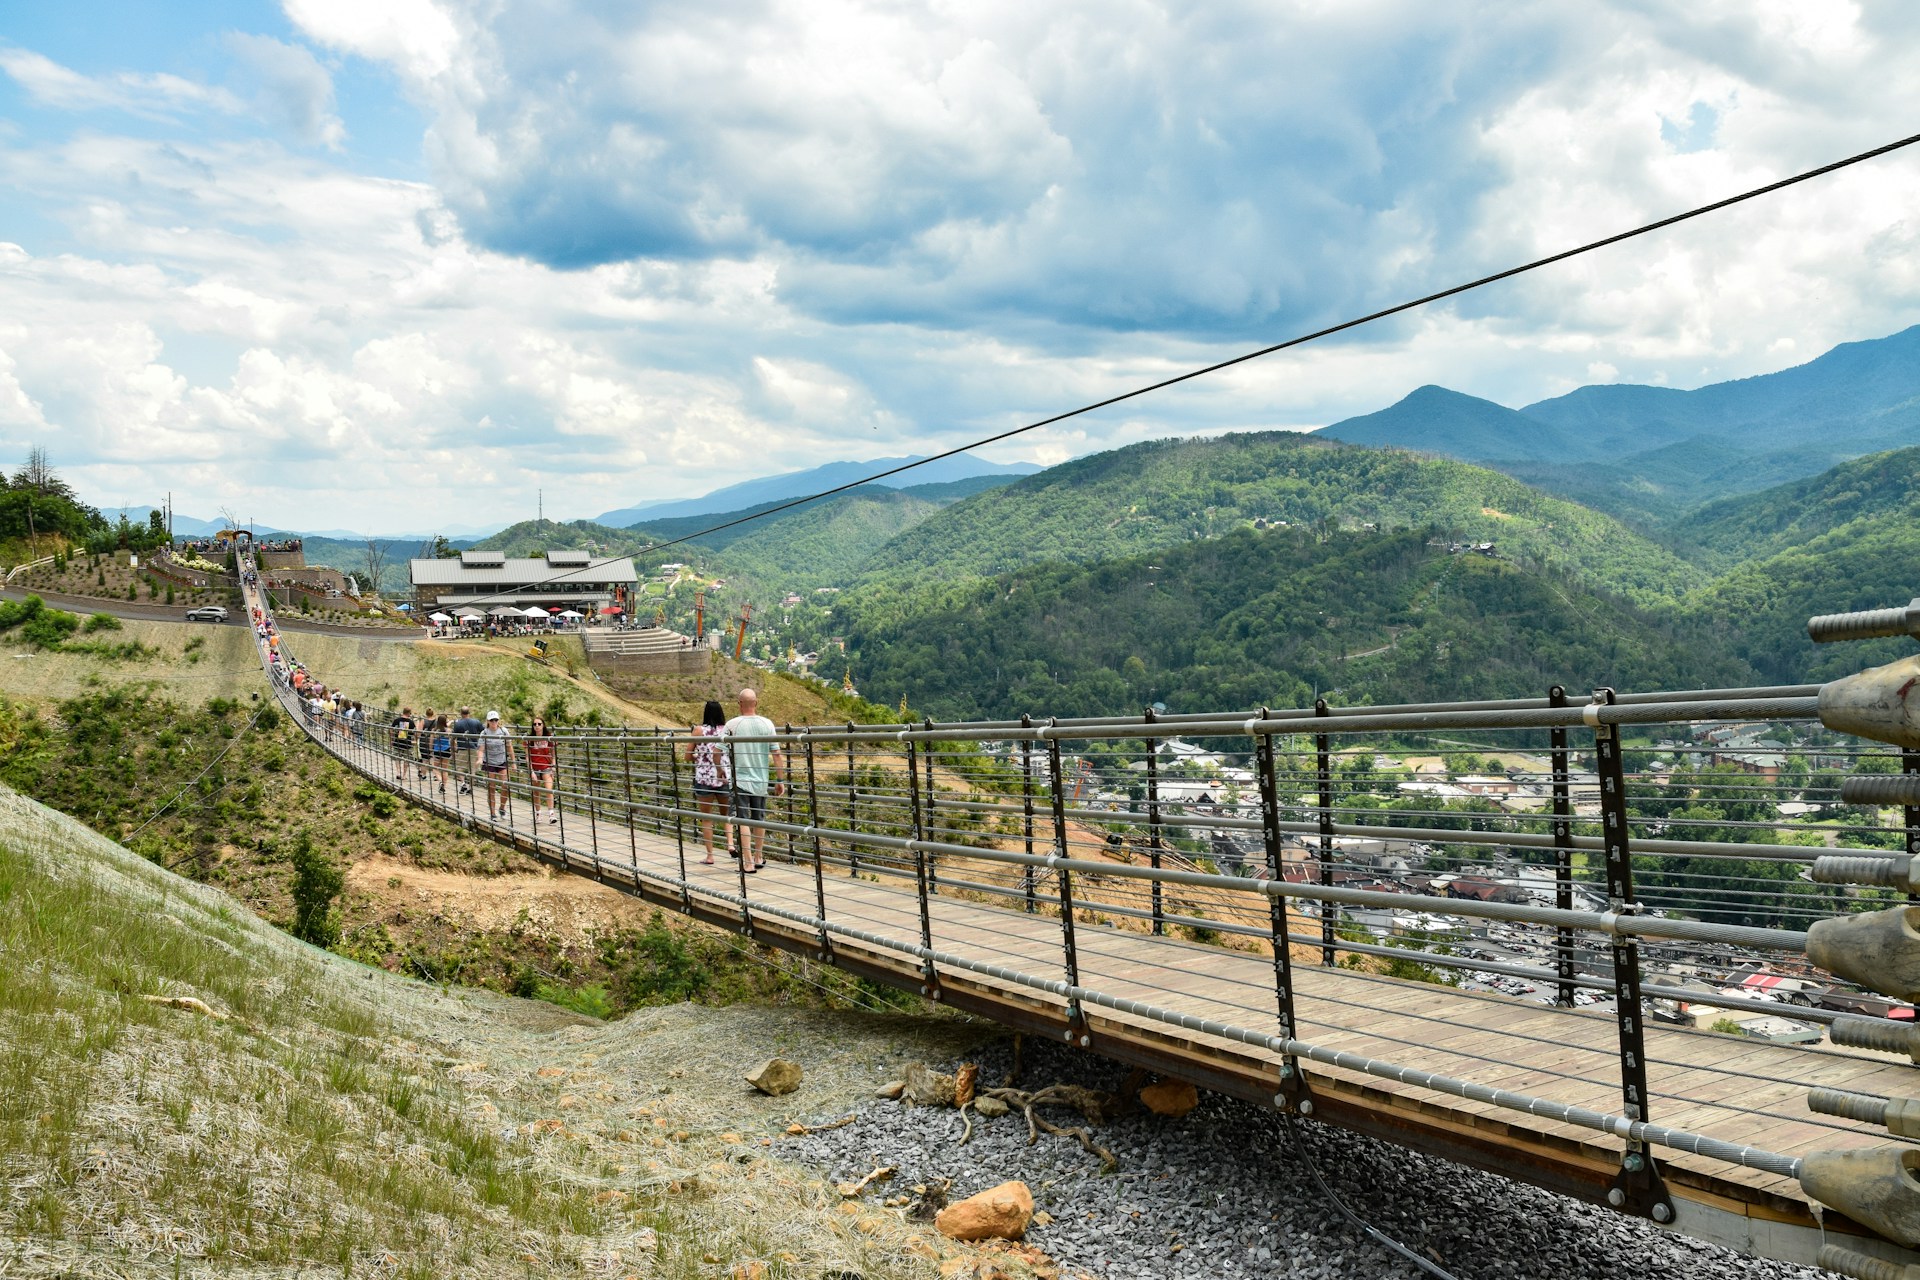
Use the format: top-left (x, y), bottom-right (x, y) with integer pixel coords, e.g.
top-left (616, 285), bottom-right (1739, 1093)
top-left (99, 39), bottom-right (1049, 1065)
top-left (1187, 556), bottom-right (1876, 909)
top-left (600, 605), bottom-right (624, 615)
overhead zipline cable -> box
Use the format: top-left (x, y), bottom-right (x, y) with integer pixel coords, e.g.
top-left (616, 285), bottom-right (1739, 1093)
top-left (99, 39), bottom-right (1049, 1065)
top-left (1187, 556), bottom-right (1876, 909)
top-left (442, 128), bottom-right (1920, 610)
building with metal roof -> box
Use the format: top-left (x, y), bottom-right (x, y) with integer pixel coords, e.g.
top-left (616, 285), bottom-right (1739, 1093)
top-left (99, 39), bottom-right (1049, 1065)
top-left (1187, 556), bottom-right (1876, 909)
top-left (408, 549), bottom-right (639, 614)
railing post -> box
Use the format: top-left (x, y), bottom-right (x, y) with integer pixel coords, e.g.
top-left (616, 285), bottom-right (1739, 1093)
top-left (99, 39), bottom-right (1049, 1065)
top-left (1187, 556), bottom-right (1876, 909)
top-left (668, 725), bottom-right (690, 909)
top-left (804, 731), bottom-right (829, 956)
top-left (622, 728), bottom-right (637, 870)
top-left (1314, 700), bottom-right (1336, 967)
top-left (1550, 686), bottom-right (1576, 1007)
top-left (555, 730), bottom-right (568, 851)
top-left (583, 736), bottom-right (602, 867)
top-left (1020, 715), bottom-right (1037, 914)
top-left (782, 723), bottom-right (798, 865)
top-left (1046, 727), bottom-right (1081, 1029)
top-left (845, 726), bottom-right (860, 877)
top-left (906, 733), bottom-right (936, 986)
top-left (1254, 714), bottom-right (1301, 1097)
top-left (728, 736), bottom-right (751, 933)
top-left (1593, 686), bottom-right (1666, 1216)
top-left (1144, 709), bottom-right (1164, 936)
top-left (923, 717), bottom-right (939, 896)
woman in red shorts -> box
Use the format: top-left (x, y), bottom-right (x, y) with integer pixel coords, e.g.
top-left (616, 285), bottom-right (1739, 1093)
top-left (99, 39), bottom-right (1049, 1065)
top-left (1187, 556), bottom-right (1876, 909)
top-left (526, 715), bottom-right (558, 824)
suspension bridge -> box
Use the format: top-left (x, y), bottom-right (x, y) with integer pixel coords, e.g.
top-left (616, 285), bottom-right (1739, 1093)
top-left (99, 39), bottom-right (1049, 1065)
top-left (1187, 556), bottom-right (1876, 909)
top-left (237, 563), bottom-right (1920, 1278)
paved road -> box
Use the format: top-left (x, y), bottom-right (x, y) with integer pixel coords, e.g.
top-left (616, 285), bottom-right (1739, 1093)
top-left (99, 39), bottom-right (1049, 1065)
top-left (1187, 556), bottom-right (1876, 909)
top-left (0, 586), bottom-right (424, 643)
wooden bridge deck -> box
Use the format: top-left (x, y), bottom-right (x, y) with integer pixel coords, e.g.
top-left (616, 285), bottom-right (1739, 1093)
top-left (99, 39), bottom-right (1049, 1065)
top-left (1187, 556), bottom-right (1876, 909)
top-left (321, 736), bottom-right (1920, 1242)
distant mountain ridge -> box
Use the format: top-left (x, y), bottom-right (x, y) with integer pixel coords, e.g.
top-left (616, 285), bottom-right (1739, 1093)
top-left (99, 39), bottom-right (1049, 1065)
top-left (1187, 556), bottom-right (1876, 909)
top-left (595, 451), bottom-right (1041, 526)
top-left (1318, 323), bottom-right (1920, 522)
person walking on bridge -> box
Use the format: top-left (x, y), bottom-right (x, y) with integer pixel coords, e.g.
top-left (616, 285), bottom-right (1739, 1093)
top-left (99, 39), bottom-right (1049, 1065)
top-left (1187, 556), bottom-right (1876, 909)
top-left (417, 707), bottom-right (436, 782)
top-left (480, 711), bottom-right (515, 821)
top-left (526, 716), bottom-right (558, 824)
top-left (724, 689), bottom-right (782, 873)
top-left (452, 706), bottom-right (484, 798)
top-left (687, 700), bottom-right (732, 864)
top-left (430, 714), bottom-right (453, 793)
top-left (391, 707), bottom-right (416, 782)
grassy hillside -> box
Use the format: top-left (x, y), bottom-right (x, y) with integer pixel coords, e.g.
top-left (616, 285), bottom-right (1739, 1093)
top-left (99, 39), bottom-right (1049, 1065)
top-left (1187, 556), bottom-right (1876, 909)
top-left (843, 526), bottom-right (1752, 721)
top-left (854, 433), bottom-right (1706, 608)
top-left (0, 784), bottom-right (980, 1278)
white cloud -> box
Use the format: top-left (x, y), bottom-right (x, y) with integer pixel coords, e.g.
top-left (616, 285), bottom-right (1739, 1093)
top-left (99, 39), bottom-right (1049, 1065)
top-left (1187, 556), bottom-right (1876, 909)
top-left (0, 4), bottom-right (1918, 531)
top-left (0, 47), bottom-right (243, 117)
top-left (226, 34), bottom-right (347, 150)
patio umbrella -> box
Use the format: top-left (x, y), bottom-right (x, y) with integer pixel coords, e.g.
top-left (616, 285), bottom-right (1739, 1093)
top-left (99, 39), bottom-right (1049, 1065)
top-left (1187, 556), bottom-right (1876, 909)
top-left (488, 606), bottom-right (519, 617)
top-left (454, 606), bottom-right (485, 618)
top-left (522, 606), bottom-right (554, 619)
top-left (557, 609), bottom-right (584, 619)
top-left (600, 605), bottom-right (624, 615)
top-left (428, 611), bottom-right (452, 624)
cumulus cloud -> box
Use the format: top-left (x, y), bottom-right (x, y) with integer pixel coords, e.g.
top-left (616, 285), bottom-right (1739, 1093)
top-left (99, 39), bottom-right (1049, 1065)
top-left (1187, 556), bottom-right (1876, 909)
top-left (2, 3), bottom-right (1920, 530)
top-left (227, 34), bottom-right (347, 150)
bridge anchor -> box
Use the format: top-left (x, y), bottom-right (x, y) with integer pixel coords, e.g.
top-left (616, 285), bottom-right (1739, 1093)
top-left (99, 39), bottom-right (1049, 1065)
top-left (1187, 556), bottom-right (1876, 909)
top-left (1807, 907), bottom-right (1920, 1003)
top-left (1801, 1148), bottom-right (1920, 1250)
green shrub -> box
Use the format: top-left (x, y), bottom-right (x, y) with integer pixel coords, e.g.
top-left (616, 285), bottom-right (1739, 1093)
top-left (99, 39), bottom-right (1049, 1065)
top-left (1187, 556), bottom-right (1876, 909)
top-left (288, 828), bottom-right (344, 948)
top-left (83, 612), bottom-right (120, 633)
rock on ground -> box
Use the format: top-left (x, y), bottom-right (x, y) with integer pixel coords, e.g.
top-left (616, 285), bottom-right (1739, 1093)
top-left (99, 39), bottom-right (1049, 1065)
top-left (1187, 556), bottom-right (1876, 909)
top-left (745, 1056), bottom-right (803, 1096)
top-left (791, 1035), bottom-right (1824, 1280)
top-left (935, 1181), bottom-right (1034, 1241)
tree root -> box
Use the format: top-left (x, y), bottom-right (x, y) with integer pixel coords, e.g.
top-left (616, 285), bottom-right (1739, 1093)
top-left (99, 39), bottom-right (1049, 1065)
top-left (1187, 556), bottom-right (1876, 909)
top-left (955, 1100), bottom-right (974, 1146)
top-left (977, 1082), bottom-right (1121, 1171)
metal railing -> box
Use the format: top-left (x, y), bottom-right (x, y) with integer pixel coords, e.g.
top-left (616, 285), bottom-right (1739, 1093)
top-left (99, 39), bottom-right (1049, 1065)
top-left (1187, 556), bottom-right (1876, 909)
top-left (237, 560), bottom-right (1920, 1258)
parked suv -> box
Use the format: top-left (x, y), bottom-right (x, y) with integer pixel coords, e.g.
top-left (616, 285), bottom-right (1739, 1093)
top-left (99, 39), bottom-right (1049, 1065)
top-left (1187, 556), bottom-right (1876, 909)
top-left (184, 606), bottom-right (229, 623)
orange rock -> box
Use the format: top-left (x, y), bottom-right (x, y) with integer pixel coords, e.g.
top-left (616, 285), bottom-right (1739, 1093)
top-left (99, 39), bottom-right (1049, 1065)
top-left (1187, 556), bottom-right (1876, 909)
top-left (1138, 1080), bottom-right (1199, 1118)
top-left (537, 1066), bottom-right (567, 1078)
top-left (730, 1263), bottom-right (768, 1280)
top-left (934, 1181), bottom-right (1034, 1241)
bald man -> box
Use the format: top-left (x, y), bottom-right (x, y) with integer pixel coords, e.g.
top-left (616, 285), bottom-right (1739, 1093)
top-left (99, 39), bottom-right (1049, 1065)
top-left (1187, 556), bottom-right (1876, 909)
top-left (724, 688), bottom-right (783, 871)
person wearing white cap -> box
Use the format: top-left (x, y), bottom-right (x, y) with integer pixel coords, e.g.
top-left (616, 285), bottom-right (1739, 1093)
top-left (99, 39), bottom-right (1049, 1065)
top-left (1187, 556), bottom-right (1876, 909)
top-left (479, 710), bottom-right (516, 821)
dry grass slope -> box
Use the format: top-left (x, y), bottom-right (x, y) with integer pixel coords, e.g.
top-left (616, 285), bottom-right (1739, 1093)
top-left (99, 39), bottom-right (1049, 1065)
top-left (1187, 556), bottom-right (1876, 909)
top-left (0, 785), bottom-right (1015, 1279)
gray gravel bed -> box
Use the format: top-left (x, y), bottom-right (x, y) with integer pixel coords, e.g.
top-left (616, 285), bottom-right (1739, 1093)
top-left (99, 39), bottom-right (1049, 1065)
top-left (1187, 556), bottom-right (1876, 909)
top-left (792, 1036), bottom-right (1820, 1280)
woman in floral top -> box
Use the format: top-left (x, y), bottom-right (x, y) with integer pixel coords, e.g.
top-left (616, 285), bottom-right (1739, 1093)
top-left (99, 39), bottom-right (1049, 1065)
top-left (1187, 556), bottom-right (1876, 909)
top-left (686, 700), bottom-right (733, 864)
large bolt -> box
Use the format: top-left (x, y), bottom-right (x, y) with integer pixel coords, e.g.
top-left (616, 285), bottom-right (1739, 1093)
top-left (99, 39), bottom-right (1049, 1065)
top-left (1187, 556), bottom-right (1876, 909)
top-left (1833, 1014), bottom-right (1920, 1061)
top-left (1297, 1099), bottom-right (1314, 1116)
top-left (1607, 1188), bottom-right (1626, 1207)
top-left (1809, 599), bottom-right (1920, 645)
top-left (1652, 1202), bottom-right (1673, 1224)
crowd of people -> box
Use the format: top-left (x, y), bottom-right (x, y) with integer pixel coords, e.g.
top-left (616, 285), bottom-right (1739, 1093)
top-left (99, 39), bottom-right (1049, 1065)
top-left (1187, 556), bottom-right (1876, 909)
top-left (248, 560), bottom-right (786, 863)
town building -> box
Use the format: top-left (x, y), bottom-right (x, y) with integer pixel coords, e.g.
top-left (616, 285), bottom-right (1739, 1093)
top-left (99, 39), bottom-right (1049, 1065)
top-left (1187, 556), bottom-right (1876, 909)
top-left (408, 548), bottom-right (639, 614)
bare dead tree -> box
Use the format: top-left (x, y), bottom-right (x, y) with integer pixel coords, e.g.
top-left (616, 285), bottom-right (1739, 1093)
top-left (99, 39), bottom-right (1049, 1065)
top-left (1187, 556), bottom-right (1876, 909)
top-left (361, 538), bottom-right (389, 599)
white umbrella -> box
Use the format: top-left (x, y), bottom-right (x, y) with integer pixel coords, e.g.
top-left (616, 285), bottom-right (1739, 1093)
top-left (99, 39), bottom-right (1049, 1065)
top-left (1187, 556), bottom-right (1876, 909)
top-left (488, 606), bottom-right (519, 617)
top-left (557, 609), bottom-right (584, 619)
top-left (454, 606), bottom-right (485, 618)
top-left (522, 606), bottom-right (554, 619)
top-left (428, 611), bottom-right (452, 624)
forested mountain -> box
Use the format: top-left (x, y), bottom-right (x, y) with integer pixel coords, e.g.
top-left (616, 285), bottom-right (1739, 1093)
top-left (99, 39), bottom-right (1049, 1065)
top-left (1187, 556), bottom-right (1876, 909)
top-left (841, 526), bottom-right (1753, 720)
top-left (854, 433), bottom-right (1704, 607)
top-left (1316, 325), bottom-right (1920, 525)
top-left (1669, 445), bottom-right (1920, 570)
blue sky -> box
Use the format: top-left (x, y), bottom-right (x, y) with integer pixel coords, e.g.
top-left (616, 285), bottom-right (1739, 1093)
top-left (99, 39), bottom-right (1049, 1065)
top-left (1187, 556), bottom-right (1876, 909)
top-left (2, 1), bottom-right (1918, 532)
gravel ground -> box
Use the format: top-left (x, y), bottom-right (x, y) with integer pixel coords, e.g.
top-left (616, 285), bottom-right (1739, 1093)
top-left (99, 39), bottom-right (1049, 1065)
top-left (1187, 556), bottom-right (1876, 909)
top-left (792, 1035), bottom-right (1822, 1280)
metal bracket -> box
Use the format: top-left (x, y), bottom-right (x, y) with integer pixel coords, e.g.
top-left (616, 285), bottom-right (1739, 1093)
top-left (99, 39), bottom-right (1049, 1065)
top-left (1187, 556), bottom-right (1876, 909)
top-left (1064, 1002), bottom-right (1089, 1047)
top-left (1273, 1061), bottom-right (1313, 1114)
top-left (1607, 1150), bottom-right (1675, 1224)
